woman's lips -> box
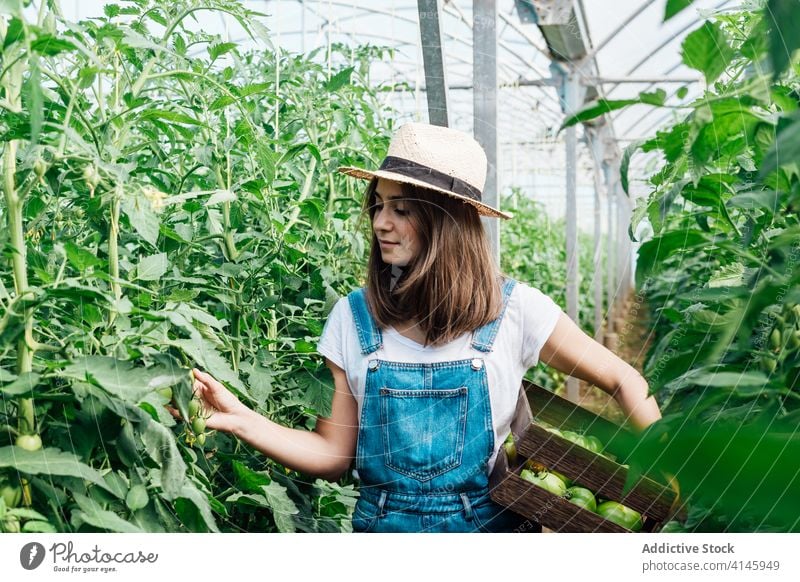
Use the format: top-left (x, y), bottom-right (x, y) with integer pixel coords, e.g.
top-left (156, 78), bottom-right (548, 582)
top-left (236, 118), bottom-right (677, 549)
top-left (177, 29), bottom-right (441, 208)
top-left (379, 240), bottom-right (399, 247)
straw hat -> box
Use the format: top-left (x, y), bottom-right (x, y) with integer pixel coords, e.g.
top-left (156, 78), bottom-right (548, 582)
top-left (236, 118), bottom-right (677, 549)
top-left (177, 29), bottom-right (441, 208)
top-left (337, 122), bottom-right (513, 220)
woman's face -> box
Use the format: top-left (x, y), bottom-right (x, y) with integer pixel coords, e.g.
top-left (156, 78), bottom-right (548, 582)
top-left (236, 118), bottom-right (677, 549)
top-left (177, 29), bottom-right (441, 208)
top-left (372, 178), bottom-right (420, 267)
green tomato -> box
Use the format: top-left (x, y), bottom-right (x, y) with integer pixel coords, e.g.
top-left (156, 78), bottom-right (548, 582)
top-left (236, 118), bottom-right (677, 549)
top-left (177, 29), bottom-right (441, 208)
top-left (188, 399), bottom-right (202, 419)
top-left (770, 328), bottom-right (782, 350)
top-left (2, 516), bottom-right (21, 533)
top-left (550, 470), bottom-right (573, 488)
top-left (520, 469), bottom-right (567, 497)
top-left (1, 481), bottom-right (22, 509)
top-left (503, 433), bottom-right (517, 464)
top-left (191, 417), bottom-right (206, 435)
top-left (584, 435), bottom-right (604, 454)
top-left (83, 164), bottom-right (100, 189)
top-left (788, 330), bottom-right (800, 350)
top-left (565, 486), bottom-right (597, 512)
top-left (33, 158), bottom-right (47, 178)
top-left (195, 432), bottom-right (206, 447)
top-left (596, 500), bottom-right (643, 531)
top-left (15, 434), bottom-right (42, 451)
top-left (156, 387), bottom-right (173, 400)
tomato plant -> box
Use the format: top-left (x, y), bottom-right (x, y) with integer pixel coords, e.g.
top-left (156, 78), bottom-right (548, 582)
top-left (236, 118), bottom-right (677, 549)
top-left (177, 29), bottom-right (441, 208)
top-left (0, 0), bottom-right (393, 532)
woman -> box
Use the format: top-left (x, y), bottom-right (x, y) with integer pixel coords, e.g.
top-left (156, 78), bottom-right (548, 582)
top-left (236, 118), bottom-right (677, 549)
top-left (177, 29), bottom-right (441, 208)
top-left (186, 122), bottom-right (661, 533)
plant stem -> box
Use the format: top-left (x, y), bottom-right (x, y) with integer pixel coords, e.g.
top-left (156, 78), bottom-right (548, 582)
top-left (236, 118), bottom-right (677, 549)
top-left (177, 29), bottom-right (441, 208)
top-left (1, 28), bottom-right (36, 437)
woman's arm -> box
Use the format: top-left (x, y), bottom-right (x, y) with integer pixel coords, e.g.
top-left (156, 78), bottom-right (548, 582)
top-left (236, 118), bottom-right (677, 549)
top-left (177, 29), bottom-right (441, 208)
top-left (538, 312), bottom-right (661, 431)
top-left (189, 359), bottom-right (359, 481)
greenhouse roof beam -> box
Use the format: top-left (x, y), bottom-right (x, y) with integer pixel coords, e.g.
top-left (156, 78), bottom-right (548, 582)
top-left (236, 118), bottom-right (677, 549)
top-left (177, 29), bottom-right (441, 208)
top-left (418, 0), bottom-right (450, 126)
top-left (579, 0), bottom-right (659, 65)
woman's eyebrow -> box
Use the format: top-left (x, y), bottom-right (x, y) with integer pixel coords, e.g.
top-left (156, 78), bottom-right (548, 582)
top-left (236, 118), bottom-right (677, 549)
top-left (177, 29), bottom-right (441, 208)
top-left (374, 191), bottom-right (403, 201)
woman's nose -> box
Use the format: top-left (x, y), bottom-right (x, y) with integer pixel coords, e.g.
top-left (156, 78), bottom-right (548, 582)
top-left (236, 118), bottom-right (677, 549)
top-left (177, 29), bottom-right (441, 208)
top-left (373, 208), bottom-right (391, 232)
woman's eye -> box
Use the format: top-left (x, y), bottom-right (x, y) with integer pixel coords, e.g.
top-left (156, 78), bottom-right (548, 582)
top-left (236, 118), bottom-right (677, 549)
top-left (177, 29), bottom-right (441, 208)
top-left (395, 208), bottom-right (408, 216)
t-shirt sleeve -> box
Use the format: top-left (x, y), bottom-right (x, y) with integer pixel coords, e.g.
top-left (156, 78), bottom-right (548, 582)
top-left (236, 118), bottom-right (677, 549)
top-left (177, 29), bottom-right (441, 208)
top-left (518, 284), bottom-right (564, 369)
top-left (316, 297), bottom-right (349, 369)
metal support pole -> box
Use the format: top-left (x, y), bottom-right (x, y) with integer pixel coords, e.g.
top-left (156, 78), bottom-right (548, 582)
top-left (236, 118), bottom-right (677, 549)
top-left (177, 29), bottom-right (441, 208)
top-left (617, 181), bottom-right (629, 304)
top-left (605, 166), bottom-right (616, 337)
top-left (473, 0), bottom-right (499, 264)
top-left (591, 148), bottom-right (604, 344)
top-left (417, 0), bottom-right (449, 126)
top-left (564, 73), bottom-right (580, 403)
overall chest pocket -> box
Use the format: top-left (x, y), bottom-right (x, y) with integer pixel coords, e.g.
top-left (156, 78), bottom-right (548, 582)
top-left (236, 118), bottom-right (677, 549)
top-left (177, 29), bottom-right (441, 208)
top-left (379, 387), bottom-right (468, 481)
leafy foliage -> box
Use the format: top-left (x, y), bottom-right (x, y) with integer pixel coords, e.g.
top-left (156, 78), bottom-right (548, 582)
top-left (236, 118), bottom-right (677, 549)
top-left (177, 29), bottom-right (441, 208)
top-left (611, 6), bottom-right (800, 531)
top-left (0, 0), bottom-right (392, 532)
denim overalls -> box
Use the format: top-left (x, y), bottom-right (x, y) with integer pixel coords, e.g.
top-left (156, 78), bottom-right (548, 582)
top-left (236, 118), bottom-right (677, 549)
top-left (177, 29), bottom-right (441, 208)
top-left (347, 278), bottom-right (526, 532)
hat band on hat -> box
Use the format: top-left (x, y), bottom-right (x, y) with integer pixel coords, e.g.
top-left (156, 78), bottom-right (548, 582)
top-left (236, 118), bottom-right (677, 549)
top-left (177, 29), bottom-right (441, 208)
top-left (379, 156), bottom-right (482, 202)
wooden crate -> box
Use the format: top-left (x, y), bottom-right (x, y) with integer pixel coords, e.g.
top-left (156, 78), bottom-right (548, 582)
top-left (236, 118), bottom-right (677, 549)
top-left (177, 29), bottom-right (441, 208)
top-left (490, 380), bottom-right (680, 533)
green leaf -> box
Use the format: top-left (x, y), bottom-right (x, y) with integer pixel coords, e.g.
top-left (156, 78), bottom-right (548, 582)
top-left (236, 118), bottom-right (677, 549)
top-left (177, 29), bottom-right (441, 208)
top-left (766, 0), bottom-right (800, 79)
top-left (0, 446), bottom-right (116, 495)
top-left (635, 230), bottom-right (709, 286)
top-left (30, 35), bottom-right (77, 55)
top-left (139, 109), bottom-right (205, 127)
top-left (176, 482), bottom-right (220, 532)
top-left (73, 493), bottom-right (143, 533)
top-left (0, 372), bottom-right (41, 396)
top-left (325, 67), bottom-right (354, 92)
top-left (760, 112), bottom-right (800, 177)
top-left (620, 140), bottom-right (642, 195)
top-left (139, 423), bottom-right (186, 500)
top-left (231, 460), bottom-right (271, 493)
top-left (62, 356), bottom-right (186, 404)
top-left (260, 481), bottom-right (299, 533)
top-left (22, 521), bottom-right (57, 533)
top-left (136, 252), bottom-right (168, 281)
top-left (728, 190), bottom-right (781, 213)
top-left (681, 21), bottom-right (734, 83)
top-left (2, 17), bottom-right (23, 48)
top-left (169, 337), bottom-right (247, 394)
top-left (125, 485), bottom-right (149, 511)
top-left (64, 241), bottom-right (103, 271)
top-left (665, 0), bottom-right (695, 21)
top-left (121, 194), bottom-right (160, 246)
top-left (561, 90), bottom-right (666, 129)
top-left (208, 41), bottom-right (237, 60)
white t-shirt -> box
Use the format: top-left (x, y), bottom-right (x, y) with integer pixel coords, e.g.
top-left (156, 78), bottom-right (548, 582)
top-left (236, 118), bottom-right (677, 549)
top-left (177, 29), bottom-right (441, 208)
top-left (316, 281), bottom-right (563, 475)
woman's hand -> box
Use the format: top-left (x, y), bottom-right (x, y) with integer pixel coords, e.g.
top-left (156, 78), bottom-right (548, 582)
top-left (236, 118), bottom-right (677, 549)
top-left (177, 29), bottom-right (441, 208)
top-left (539, 312), bottom-right (661, 431)
top-left (186, 368), bottom-right (254, 435)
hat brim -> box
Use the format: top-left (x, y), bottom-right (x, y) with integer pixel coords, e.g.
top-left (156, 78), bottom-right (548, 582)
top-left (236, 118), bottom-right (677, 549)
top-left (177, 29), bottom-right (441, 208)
top-left (337, 166), bottom-right (513, 220)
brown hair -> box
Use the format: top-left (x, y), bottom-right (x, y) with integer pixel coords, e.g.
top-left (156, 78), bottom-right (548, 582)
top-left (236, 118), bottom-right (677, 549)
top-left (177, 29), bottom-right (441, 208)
top-left (360, 178), bottom-right (504, 347)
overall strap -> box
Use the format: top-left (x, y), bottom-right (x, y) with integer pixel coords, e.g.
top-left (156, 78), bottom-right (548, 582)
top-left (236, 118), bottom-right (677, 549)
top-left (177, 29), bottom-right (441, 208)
top-left (470, 277), bottom-right (517, 353)
top-left (347, 288), bottom-right (383, 355)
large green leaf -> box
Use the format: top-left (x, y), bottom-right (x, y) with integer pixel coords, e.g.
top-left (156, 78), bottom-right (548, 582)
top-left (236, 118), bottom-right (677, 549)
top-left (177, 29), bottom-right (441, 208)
top-left (136, 252), bottom-right (169, 281)
top-left (760, 112), bottom-right (800, 177)
top-left (561, 90), bottom-right (666, 129)
top-left (635, 230), bottom-right (709, 286)
top-left (625, 416), bottom-right (800, 531)
top-left (169, 337), bottom-right (247, 394)
top-left (63, 356), bottom-right (186, 404)
top-left (681, 21), bottom-right (734, 83)
top-left (72, 494), bottom-right (143, 533)
top-left (176, 482), bottom-right (220, 532)
top-left (766, 0), bottom-right (800, 78)
top-left (227, 480), bottom-right (299, 533)
top-left (0, 446), bottom-right (117, 496)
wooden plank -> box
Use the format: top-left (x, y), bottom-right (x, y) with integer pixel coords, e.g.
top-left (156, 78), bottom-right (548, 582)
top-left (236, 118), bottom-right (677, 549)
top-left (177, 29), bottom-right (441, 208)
top-left (491, 471), bottom-right (631, 533)
top-left (517, 423), bottom-right (677, 522)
